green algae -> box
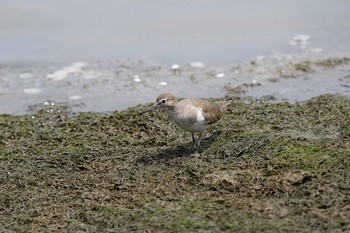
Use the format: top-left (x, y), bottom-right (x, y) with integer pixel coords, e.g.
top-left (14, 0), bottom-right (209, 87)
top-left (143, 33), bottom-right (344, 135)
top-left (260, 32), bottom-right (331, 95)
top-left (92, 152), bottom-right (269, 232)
top-left (0, 95), bottom-right (349, 232)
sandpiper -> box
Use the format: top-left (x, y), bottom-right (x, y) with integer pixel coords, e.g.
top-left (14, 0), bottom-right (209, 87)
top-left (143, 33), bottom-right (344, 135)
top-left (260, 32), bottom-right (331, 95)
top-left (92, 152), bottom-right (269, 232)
top-left (141, 93), bottom-right (231, 153)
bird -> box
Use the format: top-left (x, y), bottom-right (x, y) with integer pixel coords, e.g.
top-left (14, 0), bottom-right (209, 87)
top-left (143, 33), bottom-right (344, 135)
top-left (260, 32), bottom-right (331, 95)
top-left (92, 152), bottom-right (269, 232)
top-left (141, 93), bottom-right (231, 153)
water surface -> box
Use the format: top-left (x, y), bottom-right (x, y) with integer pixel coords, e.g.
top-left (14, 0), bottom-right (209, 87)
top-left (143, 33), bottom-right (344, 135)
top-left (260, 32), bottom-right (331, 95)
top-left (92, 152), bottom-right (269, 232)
top-left (1, 0), bottom-right (350, 114)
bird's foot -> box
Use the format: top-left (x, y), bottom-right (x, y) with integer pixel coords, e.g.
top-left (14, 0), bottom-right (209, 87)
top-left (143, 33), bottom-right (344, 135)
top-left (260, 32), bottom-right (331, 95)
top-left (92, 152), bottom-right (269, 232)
top-left (188, 143), bottom-right (200, 155)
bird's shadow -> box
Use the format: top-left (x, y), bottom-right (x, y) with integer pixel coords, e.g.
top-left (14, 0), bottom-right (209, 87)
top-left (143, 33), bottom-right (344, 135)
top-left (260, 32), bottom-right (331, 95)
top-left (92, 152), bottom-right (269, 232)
top-left (136, 129), bottom-right (222, 163)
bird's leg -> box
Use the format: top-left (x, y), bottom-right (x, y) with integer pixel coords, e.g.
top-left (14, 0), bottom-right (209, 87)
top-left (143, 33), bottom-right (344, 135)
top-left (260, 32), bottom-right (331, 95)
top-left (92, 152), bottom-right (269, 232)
top-left (189, 132), bottom-right (196, 150)
top-left (189, 132), bottom-right (202, 154)
top-left (194, 132), bottom-right (203, 153)
top-left (192, 132), bottom-right (196, 145)
top-left (197, 132), bottom-right (203, 148)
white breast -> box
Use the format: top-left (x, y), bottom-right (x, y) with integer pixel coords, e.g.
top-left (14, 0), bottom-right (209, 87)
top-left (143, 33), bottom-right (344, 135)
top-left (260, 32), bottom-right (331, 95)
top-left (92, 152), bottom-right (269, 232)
top-left (183, 108), bottom-right (209, 132)
top-left (196, 108), bottom-right (205, 123)
top-left (169, 107), bottom-right (209, 133)
top-left (188, 108), bottom-right (208, 132)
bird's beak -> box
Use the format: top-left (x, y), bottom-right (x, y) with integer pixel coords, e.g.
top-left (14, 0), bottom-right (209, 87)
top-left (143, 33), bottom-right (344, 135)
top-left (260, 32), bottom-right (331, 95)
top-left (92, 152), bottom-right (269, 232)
top-left (140, 104), bottom-right (159, 115)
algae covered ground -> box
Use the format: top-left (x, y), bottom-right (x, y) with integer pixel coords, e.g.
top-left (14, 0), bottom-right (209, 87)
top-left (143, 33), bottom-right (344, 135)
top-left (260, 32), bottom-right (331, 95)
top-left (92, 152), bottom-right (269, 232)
top-left (0, 95), bottom-right (349, 232)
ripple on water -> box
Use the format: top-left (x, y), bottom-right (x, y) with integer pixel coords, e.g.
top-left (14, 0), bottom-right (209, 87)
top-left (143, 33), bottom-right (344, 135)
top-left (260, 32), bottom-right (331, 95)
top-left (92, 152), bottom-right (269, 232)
top-left (46, 62), bottom-right (86, 81)
top-left (69, 95), bottom-right (82, 100)
top-left (24, 88), bottom-right (42, 94)
top-left (290, 34), bottom-right (310, 49)
top-left (190, 61), bottom-right (205, 68)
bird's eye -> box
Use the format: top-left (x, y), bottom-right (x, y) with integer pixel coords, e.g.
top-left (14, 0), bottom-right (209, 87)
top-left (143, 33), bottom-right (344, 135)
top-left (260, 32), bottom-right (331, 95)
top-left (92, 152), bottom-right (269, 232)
top-left (161, 99), bottom-right (166, 104)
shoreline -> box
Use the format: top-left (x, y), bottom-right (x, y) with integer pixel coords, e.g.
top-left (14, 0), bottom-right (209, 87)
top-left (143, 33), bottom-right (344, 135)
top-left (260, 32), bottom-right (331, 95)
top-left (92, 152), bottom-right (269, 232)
top-left (1, 50), bottom-right (350, 115)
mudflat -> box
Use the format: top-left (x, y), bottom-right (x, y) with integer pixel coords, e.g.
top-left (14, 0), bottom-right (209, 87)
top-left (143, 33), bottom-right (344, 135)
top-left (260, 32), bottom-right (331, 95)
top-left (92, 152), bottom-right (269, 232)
top-left (1, 94), bottom-right (349, 232)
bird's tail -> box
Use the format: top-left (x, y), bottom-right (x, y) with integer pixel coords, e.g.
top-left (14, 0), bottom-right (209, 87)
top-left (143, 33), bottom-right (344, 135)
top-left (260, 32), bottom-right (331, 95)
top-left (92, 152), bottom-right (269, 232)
top-left (218, 100), bottom-right (232, 112)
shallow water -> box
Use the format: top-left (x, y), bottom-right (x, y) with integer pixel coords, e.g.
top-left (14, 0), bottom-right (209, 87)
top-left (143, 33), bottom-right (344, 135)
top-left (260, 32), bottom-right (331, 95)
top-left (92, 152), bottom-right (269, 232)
top-left (1, 0), bottom-right (350, 114)
top-left (1, 50), bottom-right (350, 114)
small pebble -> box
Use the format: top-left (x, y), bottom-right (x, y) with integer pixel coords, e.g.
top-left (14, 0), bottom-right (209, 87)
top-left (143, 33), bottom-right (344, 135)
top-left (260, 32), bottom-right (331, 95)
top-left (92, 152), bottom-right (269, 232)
top-left (133, 74), bottom-right (141, 82)
top-left (216, 73), bottom-right (225, 78)
top-left (44, 101), bottom-right (55, 106)
top-left (158, 81), bottom-right (167, 86)
top-left (251, 80), bottom-right (261, 86)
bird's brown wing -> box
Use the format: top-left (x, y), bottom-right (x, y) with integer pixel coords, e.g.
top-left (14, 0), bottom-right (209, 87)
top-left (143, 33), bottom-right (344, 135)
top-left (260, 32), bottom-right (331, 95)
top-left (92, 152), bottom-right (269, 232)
top-left (195, 100), bottom-right (223, 125)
